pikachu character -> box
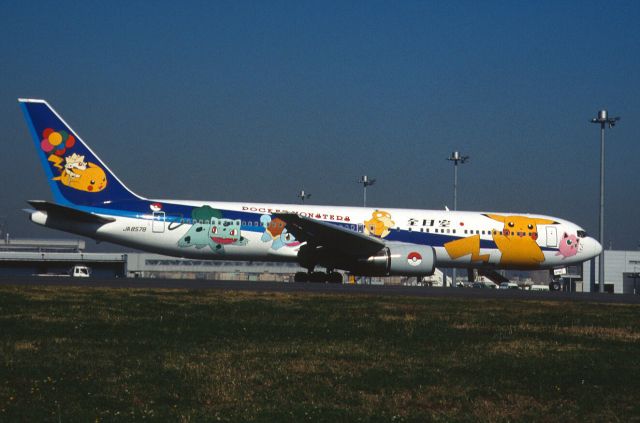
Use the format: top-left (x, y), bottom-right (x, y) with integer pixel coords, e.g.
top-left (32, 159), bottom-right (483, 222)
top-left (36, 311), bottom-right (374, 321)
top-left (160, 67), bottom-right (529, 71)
top-left (444, 234), bottom-right (490, 264)
top-left (49, 153), bottom-right (107, 193)
top-left (484, 214), bottom-right (557, 267)
top-left (364, 210), bottom-right (395, 238)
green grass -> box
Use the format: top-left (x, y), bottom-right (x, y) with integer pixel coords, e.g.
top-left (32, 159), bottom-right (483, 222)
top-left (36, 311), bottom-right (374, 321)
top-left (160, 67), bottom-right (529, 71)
top-left (0, 286), bottom-right (639, 422)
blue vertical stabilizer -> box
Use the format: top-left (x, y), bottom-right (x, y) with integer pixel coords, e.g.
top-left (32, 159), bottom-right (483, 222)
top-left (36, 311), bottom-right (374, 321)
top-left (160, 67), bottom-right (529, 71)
top-left (19, 99), bottom-right (143, 206)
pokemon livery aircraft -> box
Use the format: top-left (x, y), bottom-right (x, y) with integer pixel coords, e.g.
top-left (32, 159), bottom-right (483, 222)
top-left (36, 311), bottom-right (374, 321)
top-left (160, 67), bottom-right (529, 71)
top-left (19, 99), bottom-right (602, 283)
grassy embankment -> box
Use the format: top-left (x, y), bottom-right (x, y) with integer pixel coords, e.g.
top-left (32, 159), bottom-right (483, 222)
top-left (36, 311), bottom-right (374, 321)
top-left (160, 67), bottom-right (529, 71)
top-left (0, 285), bottom-right (639, 421)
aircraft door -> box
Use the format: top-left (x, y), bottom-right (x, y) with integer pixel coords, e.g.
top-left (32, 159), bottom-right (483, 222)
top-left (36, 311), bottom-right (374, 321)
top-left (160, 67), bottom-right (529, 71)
top-left (152, 211), bottom-right (165, 233)
top-left (545, 226), bottom-right (557, 247)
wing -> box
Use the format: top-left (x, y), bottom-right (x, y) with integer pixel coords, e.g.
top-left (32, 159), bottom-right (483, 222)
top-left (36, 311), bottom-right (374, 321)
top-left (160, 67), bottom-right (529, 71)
top-left (27, 200), bottom-right (115, 224)
top-left (273, 213), bottom-right (384, 256)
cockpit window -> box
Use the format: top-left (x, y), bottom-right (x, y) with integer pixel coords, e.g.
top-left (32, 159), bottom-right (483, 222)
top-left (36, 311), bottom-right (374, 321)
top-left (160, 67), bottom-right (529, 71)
top-left (577, 230), bottom-right (587, 238)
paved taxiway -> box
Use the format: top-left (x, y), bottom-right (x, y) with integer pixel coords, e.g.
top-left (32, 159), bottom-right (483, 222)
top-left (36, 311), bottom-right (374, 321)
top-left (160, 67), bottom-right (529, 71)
top-left (1, 277), bottom-right (639, 304)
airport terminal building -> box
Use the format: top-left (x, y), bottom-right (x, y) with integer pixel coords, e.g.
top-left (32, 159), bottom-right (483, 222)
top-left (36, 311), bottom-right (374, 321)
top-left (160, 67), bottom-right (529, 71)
top-left (0, 237), bottom-right (441, 284)
top-left (0, 238), bottom-right (306, 282)
top-left (582, 250), bottom-right (640, 294)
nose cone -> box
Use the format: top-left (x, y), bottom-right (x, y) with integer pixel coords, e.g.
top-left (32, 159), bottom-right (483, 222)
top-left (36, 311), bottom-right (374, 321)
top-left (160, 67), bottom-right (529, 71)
top-left (586, 237), bottom-right (603, 259)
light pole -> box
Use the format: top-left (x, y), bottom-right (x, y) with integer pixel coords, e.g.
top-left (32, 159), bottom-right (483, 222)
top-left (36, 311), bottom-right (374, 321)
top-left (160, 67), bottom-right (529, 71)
top-left (358, 175), bottom-right (376, 207)
top-left (297, 190), bottom-right (311, 203)
top-left (0, 216), bottom-right (6, 244)
top-left (590, 110), bottom-right (619, 293)
top-left (447, 151), bottom-right (469, 287)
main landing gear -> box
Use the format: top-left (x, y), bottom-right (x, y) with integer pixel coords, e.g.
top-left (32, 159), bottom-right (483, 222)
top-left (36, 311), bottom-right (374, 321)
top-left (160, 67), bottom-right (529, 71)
top-left (294, 271), bottom-right (343, 284)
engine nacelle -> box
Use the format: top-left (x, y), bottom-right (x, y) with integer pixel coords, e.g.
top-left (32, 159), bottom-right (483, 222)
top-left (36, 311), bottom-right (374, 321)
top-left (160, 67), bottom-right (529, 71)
top-left (358, 243), bottom-right (436, 276)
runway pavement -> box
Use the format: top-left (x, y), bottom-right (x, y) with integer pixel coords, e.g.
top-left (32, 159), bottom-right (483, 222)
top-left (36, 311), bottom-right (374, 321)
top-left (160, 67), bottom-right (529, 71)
top-left (1, 276), bottom-right (639, 304)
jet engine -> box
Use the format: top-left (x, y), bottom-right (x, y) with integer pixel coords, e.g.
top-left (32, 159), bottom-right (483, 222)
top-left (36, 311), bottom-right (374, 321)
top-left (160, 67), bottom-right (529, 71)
top-left (354, 243), bottom-right (436, 276)
top-left (295, 241), bottom-right (436, 277)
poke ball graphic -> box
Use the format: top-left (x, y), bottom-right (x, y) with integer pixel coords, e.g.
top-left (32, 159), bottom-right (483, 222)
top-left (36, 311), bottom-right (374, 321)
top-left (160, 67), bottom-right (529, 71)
top-left (150, 203), bottom-right (163, 212)
top-left (407, 252), bottom-right (422, 266)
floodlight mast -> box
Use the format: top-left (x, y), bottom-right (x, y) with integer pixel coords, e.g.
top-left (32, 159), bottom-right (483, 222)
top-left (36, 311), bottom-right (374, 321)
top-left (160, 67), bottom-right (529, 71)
top-left (590, 110), bottom-right (620, 293)
top-left (447, 152), bottom-right (469, 212)
top-left (297, 190), bottom-right (311, 203)
top-left (358, 175), bottom-right (376, 207)
top-left (446, 151), bottom-right (469, 287)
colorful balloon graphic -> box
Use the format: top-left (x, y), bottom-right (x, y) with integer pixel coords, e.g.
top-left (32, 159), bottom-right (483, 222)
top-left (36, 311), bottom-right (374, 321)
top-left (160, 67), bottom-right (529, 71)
top-left (41, 139), bottom-right (54, 152)
top-left (40, 128), bottom-right (75, 156)
top-left (48, 132), bottom-right (62, 146)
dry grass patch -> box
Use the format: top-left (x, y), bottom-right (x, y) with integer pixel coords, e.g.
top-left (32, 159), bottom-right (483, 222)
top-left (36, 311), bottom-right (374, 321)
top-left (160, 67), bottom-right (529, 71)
top-left (13, 341), bottom-right (38, 352)
top-left (1, 286), bottom-right (639, 422)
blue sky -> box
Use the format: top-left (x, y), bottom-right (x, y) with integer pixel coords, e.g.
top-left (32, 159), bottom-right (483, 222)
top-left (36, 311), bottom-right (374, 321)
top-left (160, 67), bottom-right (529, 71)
top-left (1, 1), bottom-right (639, 249)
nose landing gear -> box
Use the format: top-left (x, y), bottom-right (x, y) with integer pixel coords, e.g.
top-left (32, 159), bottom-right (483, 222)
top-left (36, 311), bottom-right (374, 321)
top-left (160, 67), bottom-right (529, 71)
top-left (294, 270), bottom-right (343, 283)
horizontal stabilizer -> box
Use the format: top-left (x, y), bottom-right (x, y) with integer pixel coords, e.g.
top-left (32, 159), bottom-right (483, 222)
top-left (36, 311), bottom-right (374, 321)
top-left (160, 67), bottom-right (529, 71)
top-left (27, 200), bottom-right (115, 224)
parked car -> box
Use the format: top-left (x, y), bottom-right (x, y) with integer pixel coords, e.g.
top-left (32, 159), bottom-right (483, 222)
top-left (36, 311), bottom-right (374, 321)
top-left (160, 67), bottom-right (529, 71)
top-left (473, 281), bottom-right (497, 289)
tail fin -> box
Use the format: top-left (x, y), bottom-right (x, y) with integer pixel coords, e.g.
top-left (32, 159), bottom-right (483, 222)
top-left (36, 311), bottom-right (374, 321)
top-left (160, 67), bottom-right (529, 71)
top-left (19, 99), bottom-right (143, 206)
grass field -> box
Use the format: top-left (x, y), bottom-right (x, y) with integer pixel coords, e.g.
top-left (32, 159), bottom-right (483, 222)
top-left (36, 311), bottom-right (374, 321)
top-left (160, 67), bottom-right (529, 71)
top-left (0, 286), bottom-right (639, 422)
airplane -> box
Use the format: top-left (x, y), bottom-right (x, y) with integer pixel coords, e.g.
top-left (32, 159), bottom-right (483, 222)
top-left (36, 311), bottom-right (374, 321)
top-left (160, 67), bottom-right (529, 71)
top-left (18, 98), bottom-right (602, 283)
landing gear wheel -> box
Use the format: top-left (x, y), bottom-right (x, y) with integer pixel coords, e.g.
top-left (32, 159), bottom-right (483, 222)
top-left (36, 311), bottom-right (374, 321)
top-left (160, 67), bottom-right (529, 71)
top-left (328, 272), bottom-right (343, 284)
top-left (550, 281), bottom-right (561, 291)
top-left (294, 272), bottom-right (309, 283)
top-left (310, 272), bottom-right (327, 283)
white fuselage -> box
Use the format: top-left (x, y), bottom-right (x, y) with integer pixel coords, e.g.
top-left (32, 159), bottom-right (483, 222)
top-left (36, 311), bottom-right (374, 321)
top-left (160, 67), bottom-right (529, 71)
top-left (32, 199), bottom-right (602, 271)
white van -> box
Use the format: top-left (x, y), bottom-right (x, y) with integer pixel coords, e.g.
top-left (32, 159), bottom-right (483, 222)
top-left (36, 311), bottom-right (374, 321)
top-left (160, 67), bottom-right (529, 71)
top-left (530, 284), bottom-right (550, 291)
